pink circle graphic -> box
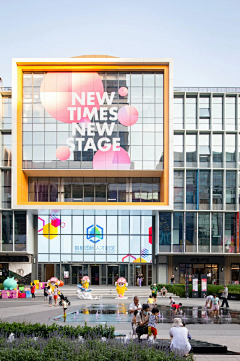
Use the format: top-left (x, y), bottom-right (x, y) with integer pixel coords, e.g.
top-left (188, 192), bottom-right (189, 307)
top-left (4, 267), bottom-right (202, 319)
top-left (118, 87), bottom-right (128, 97)
top-left (118, 105), bottom-right (138, 126)
top-left (56, 146), bottom-right (70, 161)
top-left (40, 72), bottom-right (104, 123)
top-left (93, 145), bottom-right (131, 170)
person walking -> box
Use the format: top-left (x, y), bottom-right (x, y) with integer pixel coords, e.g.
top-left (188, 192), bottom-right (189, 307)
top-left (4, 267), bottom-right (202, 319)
top-left (139, 274), bottom-right (142, 287)
top-left (220, 285), bottom-right (229, 308)
top-left (169, 318), bottom-right (191, 357)
top-left (30, 283), bottom-right (36, 300)
top-left (170, 275), bottom-right (175, 284)
top-left (53, 285), bottom-right (59, 307)
top-left (43, 283), bottom-right (48, 304)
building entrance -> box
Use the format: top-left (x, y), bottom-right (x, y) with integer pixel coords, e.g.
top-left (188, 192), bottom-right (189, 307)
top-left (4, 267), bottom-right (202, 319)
top-left (91, 265), bottom-right (99, 285)
top-left (130, 264), bottom-right (152, 286)
top-left (72, 265), bottom-right (88, 284)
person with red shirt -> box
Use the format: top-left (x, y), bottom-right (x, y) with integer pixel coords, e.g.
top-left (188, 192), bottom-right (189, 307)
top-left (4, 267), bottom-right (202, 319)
top-left (30, 283), bottom-right (36, 300)
top-left (171, 302), bottom-right (182, 314)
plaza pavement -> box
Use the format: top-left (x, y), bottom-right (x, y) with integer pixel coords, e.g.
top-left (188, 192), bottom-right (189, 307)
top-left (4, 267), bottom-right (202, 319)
top-left (0, 287), bottom-right (240, 360)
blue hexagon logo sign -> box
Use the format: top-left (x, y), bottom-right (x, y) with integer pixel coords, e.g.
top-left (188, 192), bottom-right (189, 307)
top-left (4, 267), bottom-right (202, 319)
top-left (86, 224), bottom-right (103, 243)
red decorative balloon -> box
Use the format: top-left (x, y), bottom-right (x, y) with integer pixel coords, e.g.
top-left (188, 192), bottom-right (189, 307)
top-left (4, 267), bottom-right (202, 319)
top-left (58, 280), bottom-right (64, 287)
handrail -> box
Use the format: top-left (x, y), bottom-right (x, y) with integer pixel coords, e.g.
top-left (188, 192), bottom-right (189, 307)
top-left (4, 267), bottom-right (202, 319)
top-left (174, 87), bottom-right (240, 93)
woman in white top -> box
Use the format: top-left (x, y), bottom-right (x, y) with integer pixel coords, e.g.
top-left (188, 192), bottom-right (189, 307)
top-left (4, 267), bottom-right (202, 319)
top-left (169, 318), bottom-right (191, 357)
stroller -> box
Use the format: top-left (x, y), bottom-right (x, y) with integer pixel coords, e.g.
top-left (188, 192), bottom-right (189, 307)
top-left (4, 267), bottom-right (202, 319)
top-left (58, 292), bottom-right (71, 306)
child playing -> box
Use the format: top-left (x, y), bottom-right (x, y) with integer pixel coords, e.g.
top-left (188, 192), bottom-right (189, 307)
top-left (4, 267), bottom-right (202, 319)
top-left (62, 297), bottom-right (68, 318)
top-left (30, 283), bottom-right (36, 300)
top-left (148, 295), bottom-right (154, 305)
top-left (169, 296), bottom-right (175, 306)
top-left (132, 309), bottom-right (138, 335)
top-left (171, 302), bottom-right (182, 314)
top-left (43, 283), bottom-right (48, 304)
top-left (48, 286), bottom-right (53, 307)
top-left (53, 285), bottom-right (58, 307)
top-left (148, 307), bottom-right (159, 340)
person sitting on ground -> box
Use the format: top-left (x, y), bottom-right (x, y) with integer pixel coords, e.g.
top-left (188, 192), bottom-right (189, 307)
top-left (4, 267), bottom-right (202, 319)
top-left (171, 302), bottom-right (183, 315)
top-left (148, 307), bottom-right (159, 341)
top-left (169, 296), bottom-right (175, 306)
top-left (210, 294), bottom-right (220, 317)
top-left (204, 294), bottom-right (213, 308)
top-left (132, 309), bottom-right (138, 335)
top-left (169, 318), bottom-right (191, 357)
top-left (136, 304), bottom-right (150, 341)
top-left (182, 321), bottom-right (191, 340)
top-left (150, 283), bottom-right (158, 303)
top-left (148, 295), bottom-right (154, 305)
top-left (161, 285), bottom-right (167, 297)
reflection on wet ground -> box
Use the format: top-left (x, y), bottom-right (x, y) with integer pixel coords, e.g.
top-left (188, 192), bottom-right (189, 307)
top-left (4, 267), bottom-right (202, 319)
top-left (52, 304), bottom-right (240, 324)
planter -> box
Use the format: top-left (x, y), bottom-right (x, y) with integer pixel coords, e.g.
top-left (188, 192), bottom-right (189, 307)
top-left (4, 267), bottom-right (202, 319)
top-left (228, 293), bottom-right (240, 301)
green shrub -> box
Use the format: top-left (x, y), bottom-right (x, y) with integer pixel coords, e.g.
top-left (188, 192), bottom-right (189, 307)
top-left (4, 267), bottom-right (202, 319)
top-left (0, 321), bottom-right (115, 339)
top-left (154, 283), bottom-right (240, 298)
top-left (0, 284), bottom-right (3, 291)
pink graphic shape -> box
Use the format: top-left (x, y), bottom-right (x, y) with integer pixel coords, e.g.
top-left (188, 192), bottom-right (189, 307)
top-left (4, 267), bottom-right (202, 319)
top-left (93, 145), bottom-right (131, 170)
top-left (122, 254), bottom-right (136, 262)
top-left (118, 105), bottom-right (138, 126)
top-left (38, 217), bottom-right (46, 233)
top-left (51, 218), bottom-right (61, 228)
top-left (149, 226), bottom-right (152, 245)
top-left (40, 72), bottom-right (104, 123)
top-left (56, 146), bottom-right (70, 161)
top-left (118, 87), bottom-right (128, 97)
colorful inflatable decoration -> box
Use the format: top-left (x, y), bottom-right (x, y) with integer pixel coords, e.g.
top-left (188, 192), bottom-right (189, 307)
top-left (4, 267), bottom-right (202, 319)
top-left (3, 277), bottom-right (17, 290)
top-left (77, 276), bottom-right (99, 300)
top-left (47, 277), bottom-right (64, 292)
top-left (115, 277), bottom-right (128, 299)
top-left (79, 276), bottom-right (91, 292)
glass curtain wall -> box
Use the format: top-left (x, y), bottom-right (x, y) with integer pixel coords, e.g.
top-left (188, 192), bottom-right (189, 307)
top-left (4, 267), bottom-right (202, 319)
top-left (174, 96), bottom-right (184, 130)
top-left (22, 72), bottom-right (164, 170)
top-left (38, 211), bottom-right (152, 263)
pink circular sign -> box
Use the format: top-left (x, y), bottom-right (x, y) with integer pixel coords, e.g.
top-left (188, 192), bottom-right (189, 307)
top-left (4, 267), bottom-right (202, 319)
top-left (118, 87), bottom-right (128, 97)
top-left (56, 146), bottom-right (70, 161)
top-left (40, 72), bottom-right (104, 123)
top-left (118, 105), bottom-right (139, 126)
top-left (93, 145), bottom-right (130, 170)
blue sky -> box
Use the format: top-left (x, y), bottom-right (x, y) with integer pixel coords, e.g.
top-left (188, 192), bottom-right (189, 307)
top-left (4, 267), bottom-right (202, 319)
top-left (1, 0), bottom-right (240, 87)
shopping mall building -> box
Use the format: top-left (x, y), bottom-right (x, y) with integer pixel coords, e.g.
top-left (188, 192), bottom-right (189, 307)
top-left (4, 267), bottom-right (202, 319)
top-left (0, 56), bottom-right (239, 286)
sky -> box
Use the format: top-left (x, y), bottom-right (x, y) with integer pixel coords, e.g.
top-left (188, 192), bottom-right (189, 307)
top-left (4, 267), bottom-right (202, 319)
top-left (1, 0), bottom-right (240, 87)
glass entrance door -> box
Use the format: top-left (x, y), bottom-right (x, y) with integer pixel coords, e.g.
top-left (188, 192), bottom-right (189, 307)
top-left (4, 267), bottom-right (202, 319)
top-left (107, 266), bottom-right (119, 285)
top-left (91, 265), bottom-right (99, 285)
top-left (72, 266), bottom-right (83, 284)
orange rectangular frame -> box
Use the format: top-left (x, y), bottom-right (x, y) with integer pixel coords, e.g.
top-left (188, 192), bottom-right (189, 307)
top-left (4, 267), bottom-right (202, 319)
top-left (16, 62), bottom-right (169, 207)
